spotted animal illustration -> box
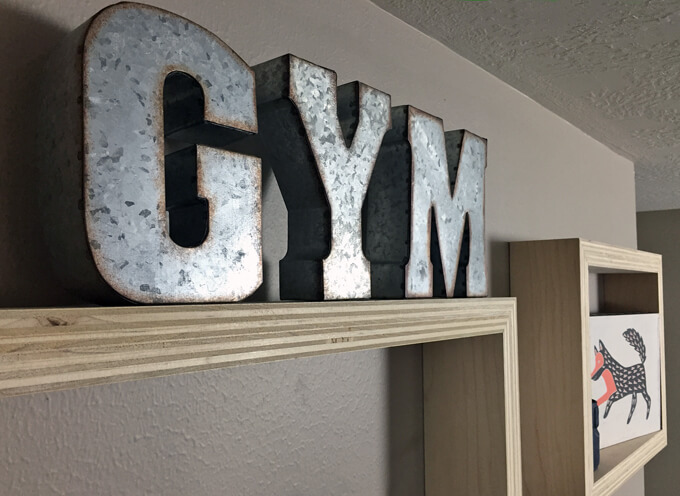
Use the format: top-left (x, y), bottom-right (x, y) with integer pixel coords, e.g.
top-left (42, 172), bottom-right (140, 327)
top-left (591, 328), bottom-right (651, 424)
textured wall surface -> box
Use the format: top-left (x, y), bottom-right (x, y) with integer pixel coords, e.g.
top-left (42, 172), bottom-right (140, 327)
top-left (637, 210), bottom-right (680, 496)
top-left (0, 0), bottom-right (638, 494)
top-left (372, 0), bottom-right (680, 212)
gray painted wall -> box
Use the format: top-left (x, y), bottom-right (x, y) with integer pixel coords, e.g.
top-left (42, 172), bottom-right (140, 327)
top-left (0, 0), bottom-right (641, 494)
top-left (638, 210), bottom-right (680, 496)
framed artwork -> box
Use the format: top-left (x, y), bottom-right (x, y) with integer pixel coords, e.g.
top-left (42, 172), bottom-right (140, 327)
top-left (590, 313), bottom-right (661, 449)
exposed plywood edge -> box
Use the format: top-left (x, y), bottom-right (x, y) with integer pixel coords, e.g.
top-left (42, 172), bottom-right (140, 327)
top-left (583, 238), bottom-right (668, 496)
top-left (656, 266), bottom-right (668, 463)
top-left (511, 238), bottom-right (667, 496)
top-left (593, 431), bottom-right (667, 496)
top-left (503, 308), bottom-right (522, 496)
top-left (582, 239), bottom-right (662, 274)
top-left (0, 298), bottom-right (516, 398)
top-left (423, 303), bottom-right (521, 496)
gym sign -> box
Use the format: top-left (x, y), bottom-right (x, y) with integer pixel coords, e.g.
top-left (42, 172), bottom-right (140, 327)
top-left (38, 2), bottom-right (487, 304)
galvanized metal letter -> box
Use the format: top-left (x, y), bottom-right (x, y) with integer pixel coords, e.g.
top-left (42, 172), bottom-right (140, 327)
top-left (406, 108), bottom-right (487, 297)
top-left (38, 3), bottom-right (262, 303)
top-left (254, 55), bottom-right (390, 300)
top-left (363, 106), bottom-right (412, 299)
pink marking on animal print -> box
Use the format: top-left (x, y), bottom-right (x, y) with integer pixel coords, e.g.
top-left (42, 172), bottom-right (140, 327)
top-left (592, 350), bottom-right (618, 406)
top-left (597, 370), bottom-right (617, 406)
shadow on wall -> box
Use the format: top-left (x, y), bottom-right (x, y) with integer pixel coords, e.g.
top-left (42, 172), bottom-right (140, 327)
top-left (0, 4), bottom-right (81, 307)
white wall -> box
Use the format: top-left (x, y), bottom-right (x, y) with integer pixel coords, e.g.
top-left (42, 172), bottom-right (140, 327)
top-left (0, 0), bottom-right (640, 494)
top-left (637, 210), bottom-right (680, 496)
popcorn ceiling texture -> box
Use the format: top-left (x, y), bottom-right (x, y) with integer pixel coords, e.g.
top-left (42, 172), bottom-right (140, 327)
top-left (372, 0), bottom-right (680, 212)
top-left (0, 0), bottom-right (640, 494)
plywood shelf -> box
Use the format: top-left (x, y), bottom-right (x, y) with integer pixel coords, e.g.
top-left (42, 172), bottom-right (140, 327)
top-left (510, 238), bottom-right (666, 496)
top-left (0, 298), bottom-right (521, 496)
top-left (594, 431), bottom-right (666, 493)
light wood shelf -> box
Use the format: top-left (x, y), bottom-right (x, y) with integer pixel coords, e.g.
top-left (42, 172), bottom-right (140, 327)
top-left (0, 298), bottom-right (521, 496)
top-left (510, 238), bottom-right (666, 496)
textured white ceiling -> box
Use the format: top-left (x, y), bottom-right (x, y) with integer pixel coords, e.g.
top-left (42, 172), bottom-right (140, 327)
top-left (371, 0), bottom-right (680, 211)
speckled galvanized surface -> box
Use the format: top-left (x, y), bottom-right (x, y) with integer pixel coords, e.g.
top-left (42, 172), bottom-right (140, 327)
top-left (79, 3), bottom-right (261, 303)
top-left (254, 55), bottom-right (391, 301)
top-left (289, 57), bottom-right (390, 299)
top-left (405, 108), bottom-right (487, 298)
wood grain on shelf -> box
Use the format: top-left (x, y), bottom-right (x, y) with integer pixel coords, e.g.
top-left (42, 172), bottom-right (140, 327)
top-left (582, 240), bottom-right (662, 274)
top-left (510, 238), bottom-right (667, 496)
top-left (594, 431), bottom-right (666, 496)
top-left (0, 299), bottom-right (515, 397)
top-left (0, 298), bottom-right (522, 495)
top-left (424, 328), bottom-right (522, 496)
top-left (586, 241), bottom-right (668, 496)
top-left (510, 239), bottom-right (588, 495)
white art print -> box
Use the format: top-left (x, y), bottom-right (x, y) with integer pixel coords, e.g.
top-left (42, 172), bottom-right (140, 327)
top-left (590, 314), bottom-right (661, 449)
